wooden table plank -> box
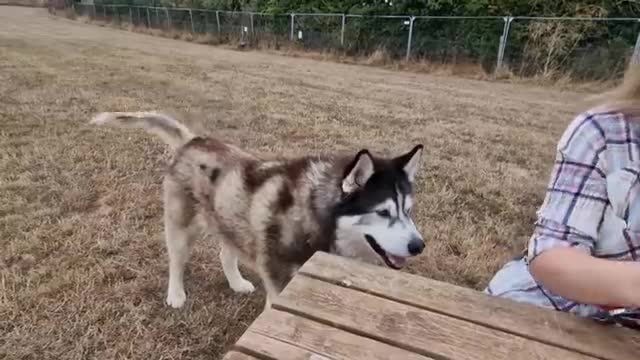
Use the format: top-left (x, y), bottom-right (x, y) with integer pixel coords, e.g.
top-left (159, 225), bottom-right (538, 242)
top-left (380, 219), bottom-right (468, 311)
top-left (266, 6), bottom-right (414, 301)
top-left (274, 274), bottom-right (599, 360)
top-left (298, 251), bottom-right (640, 360)
top-left (242, 308), bottom-right (434, 360)
top-left (235, 329), bottom-right (329, 359)
top-left (222, 351), bottom-right (260, 360)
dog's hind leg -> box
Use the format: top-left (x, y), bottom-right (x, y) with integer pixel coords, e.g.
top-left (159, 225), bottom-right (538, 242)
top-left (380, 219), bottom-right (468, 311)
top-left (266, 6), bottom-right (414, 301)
top-left (220, 244), bottom-right (255, 293)
top-left (164, 177), bottom-right (196, 308)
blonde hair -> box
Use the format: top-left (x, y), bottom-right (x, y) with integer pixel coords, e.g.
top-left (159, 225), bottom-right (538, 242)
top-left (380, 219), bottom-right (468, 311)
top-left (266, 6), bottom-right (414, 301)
top-left (590, 63), bottom-right (640, 113)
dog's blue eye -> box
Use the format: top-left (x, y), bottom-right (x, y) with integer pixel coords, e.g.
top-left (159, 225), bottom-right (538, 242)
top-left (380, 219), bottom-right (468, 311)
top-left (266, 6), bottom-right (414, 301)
top-left (376, 210), bottom-right (391, 217)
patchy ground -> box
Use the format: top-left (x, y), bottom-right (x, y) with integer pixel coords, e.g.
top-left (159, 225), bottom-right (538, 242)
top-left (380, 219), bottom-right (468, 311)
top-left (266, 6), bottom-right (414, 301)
top-left (0, 6), bottom-right (587, 359)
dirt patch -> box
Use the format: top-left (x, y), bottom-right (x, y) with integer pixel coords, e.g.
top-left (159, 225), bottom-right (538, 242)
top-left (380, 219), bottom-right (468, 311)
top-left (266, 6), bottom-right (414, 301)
top-left (0, 6), bottom-right (586, 360)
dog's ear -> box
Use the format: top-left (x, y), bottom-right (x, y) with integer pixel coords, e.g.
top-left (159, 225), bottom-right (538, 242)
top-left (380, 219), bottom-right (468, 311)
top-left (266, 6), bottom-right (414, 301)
top-left (395, 144), bottom-right (424, 182)
top-left (342, 150), bottom-right (375, 193)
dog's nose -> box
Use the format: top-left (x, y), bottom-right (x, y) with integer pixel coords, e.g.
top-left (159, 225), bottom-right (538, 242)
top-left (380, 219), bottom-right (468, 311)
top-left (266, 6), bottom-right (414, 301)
top-left (408, 238), bottom-right (425, 256)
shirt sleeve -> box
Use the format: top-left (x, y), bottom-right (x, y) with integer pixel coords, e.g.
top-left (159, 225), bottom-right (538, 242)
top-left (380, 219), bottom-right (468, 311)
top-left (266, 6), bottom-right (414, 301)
top-left (526, 112), bottom-right (608, 264)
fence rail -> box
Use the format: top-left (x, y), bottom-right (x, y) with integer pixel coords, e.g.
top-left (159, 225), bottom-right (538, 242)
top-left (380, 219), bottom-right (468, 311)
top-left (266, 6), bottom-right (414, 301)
top-left (72, 3), bottom-right (640, 80)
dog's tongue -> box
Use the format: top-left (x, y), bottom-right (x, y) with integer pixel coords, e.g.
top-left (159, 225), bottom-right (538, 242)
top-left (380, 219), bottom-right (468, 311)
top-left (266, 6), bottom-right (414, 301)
top-left (388, 254), bottom-right (407, 268)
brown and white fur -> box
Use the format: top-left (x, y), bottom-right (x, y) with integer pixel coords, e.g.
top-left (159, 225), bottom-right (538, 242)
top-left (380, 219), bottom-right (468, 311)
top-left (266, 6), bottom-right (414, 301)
top-left (91, 111), bottom-right (426, 309)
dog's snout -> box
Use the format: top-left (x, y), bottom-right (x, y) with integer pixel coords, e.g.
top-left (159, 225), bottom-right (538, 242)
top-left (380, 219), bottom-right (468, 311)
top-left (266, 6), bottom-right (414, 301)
top-left (408, 237), bottom-right (425, 256)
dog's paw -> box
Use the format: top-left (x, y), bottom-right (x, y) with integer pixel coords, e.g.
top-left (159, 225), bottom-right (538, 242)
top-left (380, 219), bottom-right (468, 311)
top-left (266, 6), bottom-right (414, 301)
top-left (231, 279), bottom-right (255, 294)
top-left (166, 290), bottom-right (186, 308)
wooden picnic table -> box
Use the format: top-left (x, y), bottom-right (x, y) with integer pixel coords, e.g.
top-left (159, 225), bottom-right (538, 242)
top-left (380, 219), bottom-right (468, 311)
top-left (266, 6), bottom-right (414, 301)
top-left (223, 251), bottom-right (640, 360)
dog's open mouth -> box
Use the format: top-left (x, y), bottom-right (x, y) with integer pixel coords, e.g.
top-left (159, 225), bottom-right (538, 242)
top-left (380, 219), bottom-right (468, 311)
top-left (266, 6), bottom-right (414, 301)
top-left (364, 235), bottom-right (407, 270)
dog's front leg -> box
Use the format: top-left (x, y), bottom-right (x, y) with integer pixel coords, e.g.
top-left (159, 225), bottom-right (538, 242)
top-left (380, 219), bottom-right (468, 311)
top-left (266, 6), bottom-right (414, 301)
top-left (220, 244), bottom-right (255, 293)
top-left (264, 296), bottom-right (273, 312)
top-left (260, 266), bottom-right (296, 312)
top-left (260, 276), bottom-right (279, 312)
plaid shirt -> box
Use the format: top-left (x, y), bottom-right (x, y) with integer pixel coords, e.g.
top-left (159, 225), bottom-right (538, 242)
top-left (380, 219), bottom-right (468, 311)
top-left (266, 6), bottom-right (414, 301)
top-left (486, 106), bottom-right (640, 317)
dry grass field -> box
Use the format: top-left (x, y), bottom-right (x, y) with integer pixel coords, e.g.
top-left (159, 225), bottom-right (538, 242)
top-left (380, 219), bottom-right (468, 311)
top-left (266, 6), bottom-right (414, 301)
top-left (1, 6), bottom-right (590, 359)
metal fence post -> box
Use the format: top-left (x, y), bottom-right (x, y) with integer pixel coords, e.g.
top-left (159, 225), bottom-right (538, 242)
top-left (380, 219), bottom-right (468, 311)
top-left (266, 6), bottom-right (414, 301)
top-left (146, 7), bottom-right (151, 27)
top-left (165, 7), bottom-right (170, 29)
top-left (340, 14), bottom-right (346, 46)
top-left (216, 10), bottom-right (221, 34)
top-left (129, 6), bottom-right (133, 24)
top-left (290, 13), bottom-right (295, 41)
top-left (155, 7), bottom-right (159, 27)
top-left (405, 16), bottom-right (415, 61)
top-left (137, 7), bottom-right (141, 25)
top-left (189, 9), bottom-right (195, 33)
top-left (633, 21), bottom-right (640, 65)
top-left (103, 5), bottom-right (106, 19)
top-left (496, 16), bottom-right (513, 72)
top-left (113, 5), bottom-right (119, 23)
top-left (250, 13), bottom-right (254, 35)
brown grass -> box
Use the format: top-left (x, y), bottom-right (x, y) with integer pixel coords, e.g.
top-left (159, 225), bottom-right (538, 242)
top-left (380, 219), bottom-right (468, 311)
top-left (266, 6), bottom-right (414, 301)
top-left (1, 6), bottom-right (589, 360)
top-left (70, 14), bottom-right (496, 80)
top-left (0, 0), bottom-right (45, 6)
top-left (65, 7), bottom-right (627, 87)
top-left (363, 48), bottom-right (393, 66)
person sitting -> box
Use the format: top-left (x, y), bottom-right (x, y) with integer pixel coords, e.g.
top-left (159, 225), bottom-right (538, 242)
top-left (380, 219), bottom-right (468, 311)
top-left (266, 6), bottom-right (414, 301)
top-left (486, 64), bottom-right (640, 319)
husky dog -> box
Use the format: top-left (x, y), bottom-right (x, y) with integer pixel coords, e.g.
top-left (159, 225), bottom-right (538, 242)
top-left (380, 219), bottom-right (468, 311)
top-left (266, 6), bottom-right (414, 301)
top-left (91, 111), bottom-right (426, 309)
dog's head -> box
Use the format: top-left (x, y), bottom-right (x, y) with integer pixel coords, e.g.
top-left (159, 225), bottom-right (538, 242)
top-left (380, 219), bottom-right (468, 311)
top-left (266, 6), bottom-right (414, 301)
top-left (333, 145), bottom-right (425, 270)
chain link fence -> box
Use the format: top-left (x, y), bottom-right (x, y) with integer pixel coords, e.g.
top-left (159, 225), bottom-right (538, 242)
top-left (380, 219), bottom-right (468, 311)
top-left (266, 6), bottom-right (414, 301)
top-left (503, 17), bottom-right (640, 80)
top-left (72, 3), bottom-right (640, 79)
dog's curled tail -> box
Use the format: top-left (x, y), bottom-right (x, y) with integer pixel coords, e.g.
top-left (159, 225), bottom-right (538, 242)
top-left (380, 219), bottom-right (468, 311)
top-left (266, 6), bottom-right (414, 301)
top-left (90, 111), bottom-right (195, 149)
